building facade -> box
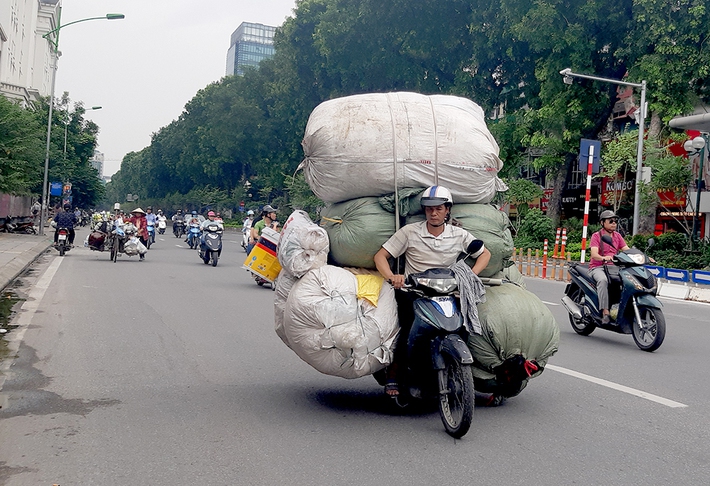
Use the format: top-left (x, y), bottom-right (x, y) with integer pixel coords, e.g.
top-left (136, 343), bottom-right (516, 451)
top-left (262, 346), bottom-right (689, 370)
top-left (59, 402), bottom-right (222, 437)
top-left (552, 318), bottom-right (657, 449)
top-left (225, 22), bottom-right (275, 76)
top-left (0, 0), bottom-right (59, 105)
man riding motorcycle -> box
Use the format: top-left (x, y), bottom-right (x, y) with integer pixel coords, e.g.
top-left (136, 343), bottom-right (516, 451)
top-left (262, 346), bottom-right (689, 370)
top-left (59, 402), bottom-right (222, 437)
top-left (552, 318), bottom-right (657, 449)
top-left (589, 210), bottom-right (630, 325)
top-left (53, 203), bottom-right (78, 246)
top-left (373, 186), bottom-right (491, 397)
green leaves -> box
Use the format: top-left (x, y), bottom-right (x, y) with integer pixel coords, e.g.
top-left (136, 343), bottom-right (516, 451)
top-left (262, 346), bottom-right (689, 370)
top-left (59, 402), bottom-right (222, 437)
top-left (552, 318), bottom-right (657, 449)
top-left (0, 97), bottom-right (44, 195)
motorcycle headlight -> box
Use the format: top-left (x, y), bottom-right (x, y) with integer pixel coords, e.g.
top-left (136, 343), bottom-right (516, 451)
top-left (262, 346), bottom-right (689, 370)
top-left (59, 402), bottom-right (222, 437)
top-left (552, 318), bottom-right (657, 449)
top-left (627, 253), bottom-right (646, 264)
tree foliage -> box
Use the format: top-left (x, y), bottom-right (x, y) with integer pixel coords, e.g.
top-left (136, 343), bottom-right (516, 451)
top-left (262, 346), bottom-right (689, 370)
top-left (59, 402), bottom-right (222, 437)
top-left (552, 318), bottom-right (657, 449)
top-left (104, 0), bottom-right (709, 221)
top-left (0, 96), bottom-right (44, 194)
top-left (0, 93), bottom-right (103, 206)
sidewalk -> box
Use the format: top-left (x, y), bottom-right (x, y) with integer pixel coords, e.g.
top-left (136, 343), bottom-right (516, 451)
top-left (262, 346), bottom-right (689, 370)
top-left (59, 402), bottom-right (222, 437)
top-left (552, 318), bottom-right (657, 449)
top-left (0, 232), bottom-right (53, 292)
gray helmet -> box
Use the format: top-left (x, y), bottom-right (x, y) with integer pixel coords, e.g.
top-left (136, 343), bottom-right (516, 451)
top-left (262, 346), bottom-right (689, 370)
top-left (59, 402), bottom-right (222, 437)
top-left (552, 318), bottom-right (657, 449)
top-left (262, 205), bottom-right (277, 214)
top-left (599, 210), bottom-right (618, 221)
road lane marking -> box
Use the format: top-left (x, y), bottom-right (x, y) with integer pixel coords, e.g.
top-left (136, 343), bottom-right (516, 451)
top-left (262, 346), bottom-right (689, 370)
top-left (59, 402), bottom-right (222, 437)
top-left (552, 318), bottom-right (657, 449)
top-left (546, 364), bottom-right (688, 408)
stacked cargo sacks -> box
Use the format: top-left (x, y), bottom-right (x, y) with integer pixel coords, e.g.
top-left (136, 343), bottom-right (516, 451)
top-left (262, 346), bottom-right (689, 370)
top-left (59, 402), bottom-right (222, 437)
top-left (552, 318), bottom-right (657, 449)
top-left (275, 210), bottom-right (399, 378)
top-left (275, 92), bottom-right (558, 389)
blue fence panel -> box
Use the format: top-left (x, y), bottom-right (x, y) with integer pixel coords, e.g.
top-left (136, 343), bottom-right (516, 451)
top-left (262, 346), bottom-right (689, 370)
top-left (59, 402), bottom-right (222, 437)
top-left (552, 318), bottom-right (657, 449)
top-left (645, 266), bottom-right (665, 279)
top-left (691, 270), bottom-right (710, 286)
top-left (665, 268), bottom-right (690, 283)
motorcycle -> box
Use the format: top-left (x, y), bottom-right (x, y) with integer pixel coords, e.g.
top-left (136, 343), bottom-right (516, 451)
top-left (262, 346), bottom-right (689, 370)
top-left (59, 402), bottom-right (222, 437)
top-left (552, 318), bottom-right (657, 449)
top-left (158, 219), bottom-right (167, 235)
top-left (241, 228), bottom-right (250, 253)
top-left (54, 227), bottom-right (71, 256)
top-left (109, 223), bottom-right (127, 263)
top-left (186, 223), bottom-right (202, 250)
top-left (1, 217), bottom-right (37, 234)
top-left (146, 222), bottom-right (156, 248)
top-left (373, 241), bottom-right (491, 439)
top-left (198, 222), bottom-right (223, 266)
top-left (173, 220), bottom-right (185, 238)
top-left (561, 236), bottom-right (665, 352)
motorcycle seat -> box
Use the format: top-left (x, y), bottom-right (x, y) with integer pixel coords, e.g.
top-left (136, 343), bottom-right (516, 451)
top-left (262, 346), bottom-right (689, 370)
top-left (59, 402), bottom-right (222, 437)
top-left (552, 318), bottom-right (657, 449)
top-left (571, 263), bottom-right (595, 284)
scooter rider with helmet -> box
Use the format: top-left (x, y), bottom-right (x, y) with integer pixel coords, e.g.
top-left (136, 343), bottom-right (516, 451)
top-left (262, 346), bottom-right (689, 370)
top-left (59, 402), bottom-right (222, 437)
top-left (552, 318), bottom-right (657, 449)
top-left (373, 186), bottom-right (491, 397)
top-left (53, 203), bottom-right (78, 247)
top-left (589, 210), bottom-right (630, 325)
top-left (248, 205), bottom-right (279, 254)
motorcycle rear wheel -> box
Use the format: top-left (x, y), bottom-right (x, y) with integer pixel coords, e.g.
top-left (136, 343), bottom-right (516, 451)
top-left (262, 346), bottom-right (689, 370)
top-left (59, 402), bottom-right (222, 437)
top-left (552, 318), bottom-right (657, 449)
top-left (438, 352), bottom-right (474, 439)
top-left (568, 285), bottom-right (596, 336)
top-left (59, 245), bottom-right (65, 257)
top-left (632, 306), bottom-right (666, 352)
top-left (111, 240), bottom-right (118, 262)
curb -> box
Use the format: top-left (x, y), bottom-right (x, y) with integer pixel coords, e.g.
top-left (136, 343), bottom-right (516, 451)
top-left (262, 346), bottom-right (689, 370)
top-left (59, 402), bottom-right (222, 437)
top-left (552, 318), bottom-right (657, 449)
top-left (0, 239), bottom-right (53, 292)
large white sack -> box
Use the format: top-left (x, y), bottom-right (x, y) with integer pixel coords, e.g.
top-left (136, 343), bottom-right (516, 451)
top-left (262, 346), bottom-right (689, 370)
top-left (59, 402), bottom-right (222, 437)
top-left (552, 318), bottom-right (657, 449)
top-left (274, 270), bottom-right (298, 349)
top-left (278, 210), bottom-right (329, 277)
top-left (300, 92), bottom-right (507, 204)
top-left (283, 266), bottom-right (399, 379)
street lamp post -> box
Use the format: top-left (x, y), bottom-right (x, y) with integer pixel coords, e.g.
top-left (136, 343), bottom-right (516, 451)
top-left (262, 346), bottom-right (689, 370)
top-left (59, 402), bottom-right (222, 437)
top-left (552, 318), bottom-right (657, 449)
top-left (38, 13), bottom-right (124, 236)
top-left (560, 68), bottom-right (647, 235)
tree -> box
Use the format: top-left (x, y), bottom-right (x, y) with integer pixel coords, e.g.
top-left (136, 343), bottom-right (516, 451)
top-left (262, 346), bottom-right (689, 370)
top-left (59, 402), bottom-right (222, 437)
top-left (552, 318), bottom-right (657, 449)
top-left (0, 97), bottom-right (44, 194)
top-left (501, 178), bottom-right (544, 234)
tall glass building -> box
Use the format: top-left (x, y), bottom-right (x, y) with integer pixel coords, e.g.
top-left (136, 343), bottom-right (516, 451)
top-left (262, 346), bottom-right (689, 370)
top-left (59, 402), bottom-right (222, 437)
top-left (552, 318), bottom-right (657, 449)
top-left (226, 22), bottom-right (276, 76)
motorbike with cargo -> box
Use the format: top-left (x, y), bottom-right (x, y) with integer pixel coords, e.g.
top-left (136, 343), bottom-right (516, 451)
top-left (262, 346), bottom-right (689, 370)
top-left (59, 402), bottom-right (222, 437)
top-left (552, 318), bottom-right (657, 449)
top-left (374, 241), bottom-right (494, 439)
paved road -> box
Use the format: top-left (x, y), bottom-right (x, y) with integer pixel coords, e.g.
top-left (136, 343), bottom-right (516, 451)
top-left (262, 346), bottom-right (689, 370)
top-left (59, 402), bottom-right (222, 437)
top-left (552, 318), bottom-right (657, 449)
top-left (1, 230), bottom-right (708, 485)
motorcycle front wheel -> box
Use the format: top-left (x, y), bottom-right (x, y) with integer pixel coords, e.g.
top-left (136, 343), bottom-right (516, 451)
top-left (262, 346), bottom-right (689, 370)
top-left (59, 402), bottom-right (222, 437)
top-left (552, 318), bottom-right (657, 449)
top-left (211, 251), bottom-right (219, 267)
top-left (568, 285), bottom-right (596, 336)
top-left (438, 352), bottom-right (474, 439)
top-left (632, 306), bottom-right (666, 352)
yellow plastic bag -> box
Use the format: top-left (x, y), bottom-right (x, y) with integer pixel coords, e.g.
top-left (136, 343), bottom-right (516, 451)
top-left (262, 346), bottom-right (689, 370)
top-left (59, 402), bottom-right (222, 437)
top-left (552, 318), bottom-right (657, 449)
top-left (356, 274), bottom-right (384, 307)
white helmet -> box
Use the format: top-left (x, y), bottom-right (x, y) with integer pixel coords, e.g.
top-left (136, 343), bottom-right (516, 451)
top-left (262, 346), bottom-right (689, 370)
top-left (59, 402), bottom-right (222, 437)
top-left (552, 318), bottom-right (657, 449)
top-left (420, 186), bottom-right (453, 207)
top-left (247, 210), bottom-right (254, 216)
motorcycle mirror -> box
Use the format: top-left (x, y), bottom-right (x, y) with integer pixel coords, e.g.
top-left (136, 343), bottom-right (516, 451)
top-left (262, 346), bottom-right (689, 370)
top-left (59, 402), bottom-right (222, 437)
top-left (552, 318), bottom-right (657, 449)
top-left (601, 234), bottom-right (614, 246)
top-left (647, 238), bottom-right (655, 249)
top-left (458, 240), bottom-right (484, 262)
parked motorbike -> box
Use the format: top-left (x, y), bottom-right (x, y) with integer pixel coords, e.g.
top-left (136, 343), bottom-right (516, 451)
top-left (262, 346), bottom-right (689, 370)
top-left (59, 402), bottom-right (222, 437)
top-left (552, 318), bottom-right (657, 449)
top-left (198, 222), bottom-right (223, 266)
top-left (54, 227), bottom-right (71, 256)
top-left (158, 219), bottom-right (167, 235)
top-left (186, 223), bottom-right (202, 249)
top-left (146, 222), bottom-right (156, 249)
top-left (561, 236), bottom-right (665, 352)
top-left (1, 217), bottom-right (36, 234)
top-left (173, 220), bottom-right (185, 238)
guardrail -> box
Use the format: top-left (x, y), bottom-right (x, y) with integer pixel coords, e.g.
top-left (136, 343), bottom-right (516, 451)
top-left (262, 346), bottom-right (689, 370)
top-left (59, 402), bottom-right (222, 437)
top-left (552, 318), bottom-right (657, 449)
top-left (512, 248), bottom-right (710, 287)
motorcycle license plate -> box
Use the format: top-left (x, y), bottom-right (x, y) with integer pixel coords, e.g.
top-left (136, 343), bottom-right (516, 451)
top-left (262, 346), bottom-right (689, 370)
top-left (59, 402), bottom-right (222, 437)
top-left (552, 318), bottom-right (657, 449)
top-left (58, 234), bottom-right (67, 241)
top-left (431, 296), bottom-right (456, 318)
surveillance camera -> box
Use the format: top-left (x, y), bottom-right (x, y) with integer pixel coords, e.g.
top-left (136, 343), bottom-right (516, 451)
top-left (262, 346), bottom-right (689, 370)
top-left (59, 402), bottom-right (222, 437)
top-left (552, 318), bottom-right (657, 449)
top-left (563, 75), bottom-right (574, 85)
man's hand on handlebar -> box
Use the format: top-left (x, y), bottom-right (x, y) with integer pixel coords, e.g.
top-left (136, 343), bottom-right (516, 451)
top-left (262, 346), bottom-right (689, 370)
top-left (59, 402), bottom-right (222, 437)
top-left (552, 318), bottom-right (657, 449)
top-left (388, 275), bottom-right (406, 289)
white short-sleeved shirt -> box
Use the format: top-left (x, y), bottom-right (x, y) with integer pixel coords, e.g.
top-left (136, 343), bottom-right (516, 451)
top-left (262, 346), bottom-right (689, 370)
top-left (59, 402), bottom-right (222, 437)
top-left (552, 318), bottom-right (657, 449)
top-left (382, 221), bottom-right (484, 277)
